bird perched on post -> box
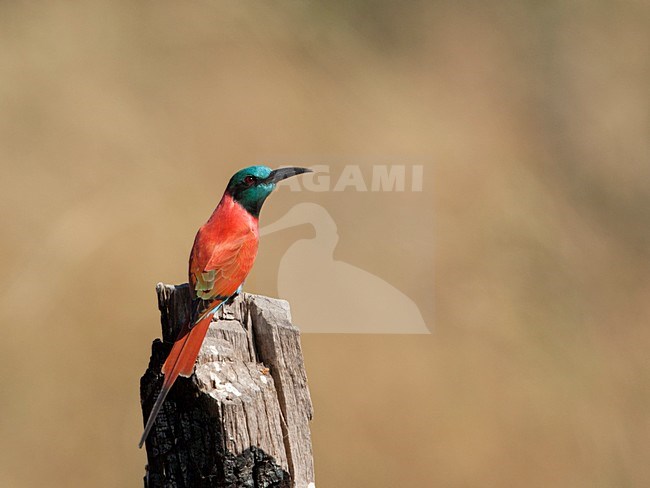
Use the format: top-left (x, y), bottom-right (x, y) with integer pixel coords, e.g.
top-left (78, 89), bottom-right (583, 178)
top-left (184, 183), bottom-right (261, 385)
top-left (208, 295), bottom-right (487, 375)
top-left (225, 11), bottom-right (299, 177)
top-left (139, 165), bottom-right (311, 448)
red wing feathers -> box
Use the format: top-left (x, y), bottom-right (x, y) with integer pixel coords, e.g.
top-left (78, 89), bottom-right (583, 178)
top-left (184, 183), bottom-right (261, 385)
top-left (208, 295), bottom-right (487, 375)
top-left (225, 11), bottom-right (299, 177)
top-left (191, 225), bottom-right (258, 302)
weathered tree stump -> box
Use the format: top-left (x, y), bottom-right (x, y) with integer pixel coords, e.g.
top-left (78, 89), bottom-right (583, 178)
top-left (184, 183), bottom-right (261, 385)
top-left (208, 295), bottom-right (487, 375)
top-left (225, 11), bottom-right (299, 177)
top-left (140, 283), bottom-right (315, 488)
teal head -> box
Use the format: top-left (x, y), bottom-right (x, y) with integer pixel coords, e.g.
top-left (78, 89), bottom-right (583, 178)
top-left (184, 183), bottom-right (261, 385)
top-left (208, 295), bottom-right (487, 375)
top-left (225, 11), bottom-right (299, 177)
top-left (226, 165), bottom-right (312, 217)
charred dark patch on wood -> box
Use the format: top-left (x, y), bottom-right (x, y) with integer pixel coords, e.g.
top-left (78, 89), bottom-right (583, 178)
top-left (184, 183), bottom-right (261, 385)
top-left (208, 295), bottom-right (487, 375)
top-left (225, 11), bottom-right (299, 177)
top-left (140, 284), bottom-right (314, 488)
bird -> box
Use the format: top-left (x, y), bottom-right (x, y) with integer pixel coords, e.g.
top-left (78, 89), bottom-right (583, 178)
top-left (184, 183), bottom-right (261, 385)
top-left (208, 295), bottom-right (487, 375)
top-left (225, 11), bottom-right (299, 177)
top-left (139, 165), bottom-right (311, 448)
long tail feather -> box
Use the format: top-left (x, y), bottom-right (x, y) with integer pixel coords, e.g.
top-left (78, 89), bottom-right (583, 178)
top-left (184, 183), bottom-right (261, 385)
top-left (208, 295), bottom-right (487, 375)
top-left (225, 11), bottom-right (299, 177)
top-left (138, 379), bottom-right (173, 449)
top-left (138, 313), bottom-right (214, 448)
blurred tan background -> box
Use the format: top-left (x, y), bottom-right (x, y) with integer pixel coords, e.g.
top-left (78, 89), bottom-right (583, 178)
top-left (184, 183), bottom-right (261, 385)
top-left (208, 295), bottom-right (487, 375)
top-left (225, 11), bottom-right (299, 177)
top-left (1, 1), bottom-right (649, 487)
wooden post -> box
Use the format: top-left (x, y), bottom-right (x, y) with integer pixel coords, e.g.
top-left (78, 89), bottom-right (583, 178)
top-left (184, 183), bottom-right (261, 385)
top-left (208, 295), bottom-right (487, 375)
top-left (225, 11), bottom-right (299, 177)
top-left (140, 283), bottom-right (315, 488)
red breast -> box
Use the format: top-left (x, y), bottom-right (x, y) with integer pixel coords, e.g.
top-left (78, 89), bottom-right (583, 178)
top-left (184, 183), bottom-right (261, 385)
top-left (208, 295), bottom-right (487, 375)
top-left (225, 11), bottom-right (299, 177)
top-left (189, 193), bottom-right (260, 297)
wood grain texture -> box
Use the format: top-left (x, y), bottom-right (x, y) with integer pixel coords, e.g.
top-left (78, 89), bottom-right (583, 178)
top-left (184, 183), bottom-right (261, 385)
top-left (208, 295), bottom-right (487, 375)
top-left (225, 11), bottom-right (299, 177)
top-left (140, 283), bottom-right (315, 488)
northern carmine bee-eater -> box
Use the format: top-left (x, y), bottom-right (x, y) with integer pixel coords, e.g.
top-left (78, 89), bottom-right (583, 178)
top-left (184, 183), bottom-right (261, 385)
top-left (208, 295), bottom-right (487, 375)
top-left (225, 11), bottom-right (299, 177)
top-left (139, 165), bottom-right (311, 448)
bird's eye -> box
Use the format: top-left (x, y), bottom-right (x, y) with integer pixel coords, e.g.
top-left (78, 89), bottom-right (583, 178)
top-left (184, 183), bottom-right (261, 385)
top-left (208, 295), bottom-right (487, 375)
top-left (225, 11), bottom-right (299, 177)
top-left (244, 175), bottom-right (256, 186)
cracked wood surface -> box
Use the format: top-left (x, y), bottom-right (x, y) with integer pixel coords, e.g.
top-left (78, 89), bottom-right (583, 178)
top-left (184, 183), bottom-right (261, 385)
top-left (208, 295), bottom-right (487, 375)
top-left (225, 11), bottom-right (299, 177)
top-left (140, 283), bottom-right (314, 488)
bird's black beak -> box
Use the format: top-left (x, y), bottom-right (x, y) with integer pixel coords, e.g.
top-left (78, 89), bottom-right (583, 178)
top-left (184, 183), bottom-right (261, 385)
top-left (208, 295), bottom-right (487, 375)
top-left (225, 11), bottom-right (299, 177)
top-left (267, 167), bottom-right (312, 184)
